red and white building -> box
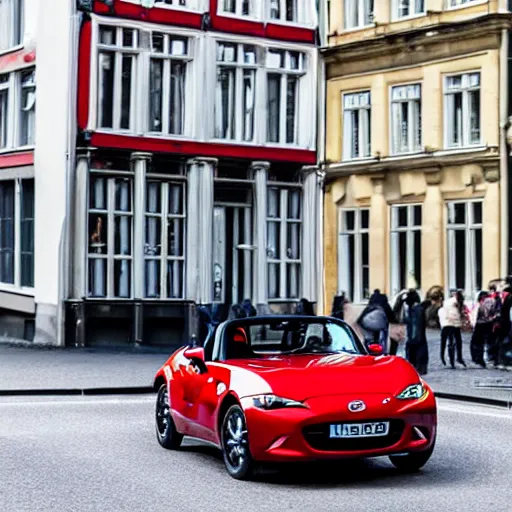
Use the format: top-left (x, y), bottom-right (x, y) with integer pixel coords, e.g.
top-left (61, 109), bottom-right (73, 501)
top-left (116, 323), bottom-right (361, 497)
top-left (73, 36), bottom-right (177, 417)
top-left (0, 0), bottom-right (325, 346)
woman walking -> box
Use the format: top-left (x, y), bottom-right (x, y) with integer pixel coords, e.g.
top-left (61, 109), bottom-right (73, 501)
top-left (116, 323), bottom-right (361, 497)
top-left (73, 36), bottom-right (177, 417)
top-left (442, 290), bottom-right (468, 368)
top-left (404, 290), bottom-right (431, 376)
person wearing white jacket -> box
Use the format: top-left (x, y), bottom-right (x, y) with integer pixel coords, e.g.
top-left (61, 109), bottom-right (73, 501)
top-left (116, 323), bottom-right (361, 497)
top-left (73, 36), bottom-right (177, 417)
top-left (441, 290), bottom-right (468, 368)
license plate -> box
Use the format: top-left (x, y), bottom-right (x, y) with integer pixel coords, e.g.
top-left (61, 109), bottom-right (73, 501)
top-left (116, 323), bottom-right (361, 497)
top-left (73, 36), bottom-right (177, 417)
top-left (329, 421), bottom-right (390, 439)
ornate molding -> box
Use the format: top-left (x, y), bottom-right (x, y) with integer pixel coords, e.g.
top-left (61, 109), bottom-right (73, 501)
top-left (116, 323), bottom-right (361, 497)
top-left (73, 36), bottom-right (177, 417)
top-left (481, 162), bottom-right (500, 183)
top-left (424, 166), bottom-right (443, 186)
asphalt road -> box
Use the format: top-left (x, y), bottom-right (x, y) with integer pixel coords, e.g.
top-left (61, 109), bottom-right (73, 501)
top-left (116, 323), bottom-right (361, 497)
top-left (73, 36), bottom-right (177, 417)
top-left (1, 396), bottom-right (511, 512)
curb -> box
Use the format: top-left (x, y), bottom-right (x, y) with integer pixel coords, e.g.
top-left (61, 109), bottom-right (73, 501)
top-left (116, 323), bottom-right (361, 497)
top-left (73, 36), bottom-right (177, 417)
top-left (434, 391), bottom-right (512, 409)
top-left (0, 386), bottom-right (154, 397)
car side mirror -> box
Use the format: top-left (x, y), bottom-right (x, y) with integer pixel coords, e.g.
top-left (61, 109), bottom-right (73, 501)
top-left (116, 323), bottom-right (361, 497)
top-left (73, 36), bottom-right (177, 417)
top-left (368, 344), bottom-right (384, 356)
top-left (184, 346), bottom-right (205, 362)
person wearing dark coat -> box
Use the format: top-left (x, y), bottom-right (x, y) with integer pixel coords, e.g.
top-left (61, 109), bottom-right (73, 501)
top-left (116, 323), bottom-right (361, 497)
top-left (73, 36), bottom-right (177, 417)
top-left (405, 297), bottom-right (431, 376)
top-left (357, 290), bottom-right (397, 353)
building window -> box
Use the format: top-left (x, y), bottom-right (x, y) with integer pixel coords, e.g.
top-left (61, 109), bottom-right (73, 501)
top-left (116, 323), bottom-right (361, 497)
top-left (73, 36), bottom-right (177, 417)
top-left (0, 74), bottom-right (9, 149)
top-left (269, 0), bottom-right (298, 22)
top-left (19, 68), bottom-right (35, 146)
top-left (267, 187), bottom-right (302, 300)
top-left (445, 72), bottom-right (481, 148)
top-left (154, 0), bottom-right (187, 5)
top-left (390, 205), bottom-right (421, 298)
top-left (447, 201), bottom-right (483, 297)
top-left (0, 178), bottom-right (34, 289)
top-left (266, 49), bottom-right (305, 145)
top-left (215, 42), bottom-right (257, 142)
top-left (344, 0), bottom-right (373, 29)
top-left (144, 181), bottom-right (185, 299)
top-left (222, 0), bottom-right (251, 16)
top-left (149, 34), bottom-right (189, 136)
top-left (0, 0), bottom-right (23, 53)
top-left (97, 26), bottom-right (141, 132)
top-left (343, 91), bottom-right (371, 160)
top-left (449, 0), bottom-right (478, 7)
top-left (338, 208), bottom-right (369, 303)
top-left (88, 175), bottom-right (133, 298)
top-left (391, 84), bottom-right (421, 155)
top-left (392, 0), bottom-right (424, 19)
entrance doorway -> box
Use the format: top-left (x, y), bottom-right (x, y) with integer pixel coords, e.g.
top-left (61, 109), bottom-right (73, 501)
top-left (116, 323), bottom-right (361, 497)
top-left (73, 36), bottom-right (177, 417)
top-left (213, 205), bottom-right (254, 305)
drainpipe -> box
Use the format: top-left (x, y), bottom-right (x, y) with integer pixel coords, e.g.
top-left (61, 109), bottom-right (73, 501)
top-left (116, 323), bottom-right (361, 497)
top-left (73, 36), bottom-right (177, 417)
top-left (58, 5), bottom-right (80, 346)
top-left (316, 0), bottom-right (328, 314)
top-left (499, 29), bottom-right (509, 278)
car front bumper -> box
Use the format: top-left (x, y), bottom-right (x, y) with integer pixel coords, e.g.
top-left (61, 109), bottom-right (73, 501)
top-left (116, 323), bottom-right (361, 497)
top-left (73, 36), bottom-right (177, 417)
top-left (241, 390), bottom-right (437, 463)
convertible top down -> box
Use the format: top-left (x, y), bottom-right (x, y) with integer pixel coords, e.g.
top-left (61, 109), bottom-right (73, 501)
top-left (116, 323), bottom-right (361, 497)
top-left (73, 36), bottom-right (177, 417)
top-left (153, 315), bottom-right (437, 479)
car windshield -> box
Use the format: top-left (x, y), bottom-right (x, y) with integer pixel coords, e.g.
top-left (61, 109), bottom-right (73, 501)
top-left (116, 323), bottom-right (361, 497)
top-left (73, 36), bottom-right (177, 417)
top-left (243, 319), bottom-right (362, 356)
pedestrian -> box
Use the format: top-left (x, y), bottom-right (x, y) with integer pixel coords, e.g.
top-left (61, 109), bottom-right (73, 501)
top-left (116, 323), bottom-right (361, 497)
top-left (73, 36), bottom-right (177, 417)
top-left (438, 302), bottom-right (449, 366)
top-left (404, 290), bottom-right (431, 375)
top-left (331, 293), bottom-right (349, 321)
top-left (442, 290), bottom-right (468, 368)
top-left (496, 284), bottom-right (512, 369)
top-left (357, 289), bottom-right (396, 353)
top-left (470, 291), bottom-right (495, 368)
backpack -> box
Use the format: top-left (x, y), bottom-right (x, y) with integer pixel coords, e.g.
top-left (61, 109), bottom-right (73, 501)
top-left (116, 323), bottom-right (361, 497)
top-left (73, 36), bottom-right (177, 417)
top-left (480, 296), bottom-right (497, 323)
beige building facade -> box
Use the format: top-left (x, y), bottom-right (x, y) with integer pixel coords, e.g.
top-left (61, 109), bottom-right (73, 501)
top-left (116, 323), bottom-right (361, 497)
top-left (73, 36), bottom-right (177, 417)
top-left (322, 0), bottom-right (512, 309)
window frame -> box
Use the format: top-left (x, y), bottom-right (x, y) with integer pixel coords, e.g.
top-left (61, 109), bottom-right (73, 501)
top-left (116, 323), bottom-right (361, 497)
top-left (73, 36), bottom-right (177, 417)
top-left (446, 199), bottom-right (483, 298)
top-left (0, 67), bottom-right (36, 152)
top-left (443, 71), bottom-right (481, 150)
top-left (213, 41), bottom-right (259, 143)
top-left (342, 90), bottom-right (372, 161)
top-left (338, 207), bottom-right (370, 304)
top-left (446, 0), bottom-right (485, 10)
top-left (344, 0), bottom-right (374, 31)
top-left (391, 0), bottom-right (425, 21)
top-left (389, 83), bottom-right (422, 156)
top-left (265, 48), bottom-right (306, 146)
top-left (87, 172), bottom-right (135, 299)
top-left (267, 185), bottom-right (303, 301)
top-left (0, 177), bottom-right (35, 293)
top-left (0, 0), bottom-right (24, 56)
top-left (144, 178), bottom-right (187, 300)
top-left (147, 32), bottom-right (192, 137)
top-left (119, 0), bottom-right (206, 12)
top-left (389, 203), bottom-right (422, 298)
top-left (90, 18), bottom-right (199, 139)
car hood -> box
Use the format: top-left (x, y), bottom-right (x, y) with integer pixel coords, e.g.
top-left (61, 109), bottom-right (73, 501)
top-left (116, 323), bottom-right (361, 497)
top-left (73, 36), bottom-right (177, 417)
top-left (227, 354), bottom-right (420, 401)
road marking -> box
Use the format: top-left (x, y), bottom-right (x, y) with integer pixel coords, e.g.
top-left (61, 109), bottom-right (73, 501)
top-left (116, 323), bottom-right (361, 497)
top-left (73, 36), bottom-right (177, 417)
top-left (438, 401), bottom-right (512, 420)
top-left (0, 397), bottom-right (155, 407)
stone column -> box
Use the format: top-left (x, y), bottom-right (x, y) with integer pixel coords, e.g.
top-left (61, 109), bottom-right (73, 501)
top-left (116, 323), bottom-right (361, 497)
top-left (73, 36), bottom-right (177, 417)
top-left (131, 152), bottom-right (151, 345)
top-left (131, 152), bottom-right (151, 300)
top-left (72, 148), bottom-right (94, 300)
top-left (186, 158), bottom-right (216, 304)
top-left (301, 166), bottom-right (320, 305)
top-left (482, 163), bottom-right (501, 287)
top-left (421, 168), bottom-right (444, 291)
top-left (369, 175), bottom-right (387, 293)
top-left (250, 161), bottom-right (270, 311)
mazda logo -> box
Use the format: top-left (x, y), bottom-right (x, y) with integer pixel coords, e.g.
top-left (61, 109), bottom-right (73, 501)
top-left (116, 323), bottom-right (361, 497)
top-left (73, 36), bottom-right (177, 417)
top-left (348, 400), bottom-right (366, 412)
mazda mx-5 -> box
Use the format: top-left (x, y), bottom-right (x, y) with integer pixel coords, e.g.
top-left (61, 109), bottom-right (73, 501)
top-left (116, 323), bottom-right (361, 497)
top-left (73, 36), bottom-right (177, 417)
top-left (153, 315), bottom-right (437, 480)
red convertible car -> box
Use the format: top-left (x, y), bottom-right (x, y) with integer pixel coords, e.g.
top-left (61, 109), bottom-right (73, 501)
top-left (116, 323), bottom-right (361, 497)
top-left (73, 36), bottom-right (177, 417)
top-left (153, 315), bottom-right (437, 480)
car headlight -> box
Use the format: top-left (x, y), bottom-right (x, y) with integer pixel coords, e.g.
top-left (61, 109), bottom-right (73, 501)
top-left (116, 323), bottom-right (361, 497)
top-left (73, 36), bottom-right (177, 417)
top-left (396, 384), bottom-right (426, 400)
top-left (252, 395), bottom-right (308, 410)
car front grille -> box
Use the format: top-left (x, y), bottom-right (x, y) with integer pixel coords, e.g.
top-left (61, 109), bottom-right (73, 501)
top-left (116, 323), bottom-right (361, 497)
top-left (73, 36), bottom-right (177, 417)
top-left (303, 419), bottom-right (405, 452)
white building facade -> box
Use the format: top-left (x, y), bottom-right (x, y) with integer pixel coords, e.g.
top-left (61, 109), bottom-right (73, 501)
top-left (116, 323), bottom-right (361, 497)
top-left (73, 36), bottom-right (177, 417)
top-left (0, 0), bottom-right (324, 347)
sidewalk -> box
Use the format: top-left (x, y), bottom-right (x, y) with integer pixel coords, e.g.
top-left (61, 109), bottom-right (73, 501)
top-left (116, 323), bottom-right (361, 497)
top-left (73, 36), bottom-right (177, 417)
top-left (0, 331), bottom-right (511, 404)
top-left (416, 329), bottom-right (512, 405)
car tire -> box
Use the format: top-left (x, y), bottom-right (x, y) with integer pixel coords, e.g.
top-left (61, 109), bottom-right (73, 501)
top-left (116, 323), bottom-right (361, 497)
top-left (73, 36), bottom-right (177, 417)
top-left (389, 443), bottom-right (435, 472)
top-left (221, 404), bottom-right (256, 480)
top-left (155, 384), bottom-right (183, 450)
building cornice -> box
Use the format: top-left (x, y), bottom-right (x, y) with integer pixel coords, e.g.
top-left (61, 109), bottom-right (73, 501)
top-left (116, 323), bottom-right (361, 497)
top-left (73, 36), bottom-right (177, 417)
top-left (324, 147), bottom-right (500, 182)
top-left (322, 13), bottom-right (511, 67)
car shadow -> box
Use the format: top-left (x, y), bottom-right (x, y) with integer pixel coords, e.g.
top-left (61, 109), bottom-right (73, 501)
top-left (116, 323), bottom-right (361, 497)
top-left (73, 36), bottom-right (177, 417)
top-left (179, 438), bottom-right (469, 488)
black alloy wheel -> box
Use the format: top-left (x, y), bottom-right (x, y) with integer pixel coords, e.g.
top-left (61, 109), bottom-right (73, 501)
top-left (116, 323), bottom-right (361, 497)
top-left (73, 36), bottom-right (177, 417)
top-left (221, 404), bottom-right (255, 480)
top-left (389, 442), bottom-right (435, 472)
top-left (155, 384), bottom-right (183, 450)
